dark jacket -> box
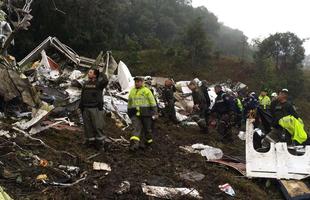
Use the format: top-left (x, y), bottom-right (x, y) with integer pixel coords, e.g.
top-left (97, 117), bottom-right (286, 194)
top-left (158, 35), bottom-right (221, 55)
top-left (243, 95), bottom-right (259, 114)
top-left (192, 88), bottom-right (207, 110)
top-left (270, 100), bottom-right (298, 128)
top-left (200, 85), bottom-right (211, 109)
top-left (163, 85), bottom-right (176, 104)
top-left (212, 91), bottom-right (231, 115)
top-left (79, 75), bottom-right (108, 109)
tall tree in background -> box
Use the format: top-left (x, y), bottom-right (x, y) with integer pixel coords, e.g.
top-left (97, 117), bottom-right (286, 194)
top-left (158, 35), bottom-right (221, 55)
top-left (255, 32), bottom-right (305, 96)
top-left (183, 17), bottom-right (212, 67)
top-left (257, 32), bottom-right (305, 70)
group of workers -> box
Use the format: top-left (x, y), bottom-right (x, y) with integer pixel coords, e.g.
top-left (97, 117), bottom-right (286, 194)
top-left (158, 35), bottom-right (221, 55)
top-left (79, 68), bottom-right (308, 152)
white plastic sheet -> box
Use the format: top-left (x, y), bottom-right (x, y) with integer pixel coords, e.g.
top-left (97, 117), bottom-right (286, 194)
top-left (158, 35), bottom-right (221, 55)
top-left (117, 61), bottom-right (134, 91)
top-left (142, 184), bottom-right (202, 199)
top-left (192, 144), bottom-right (223, 160)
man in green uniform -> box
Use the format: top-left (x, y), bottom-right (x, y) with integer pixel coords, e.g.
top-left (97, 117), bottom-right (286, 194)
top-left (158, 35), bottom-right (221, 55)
top-left (79, 68), bottom-right (108, 150)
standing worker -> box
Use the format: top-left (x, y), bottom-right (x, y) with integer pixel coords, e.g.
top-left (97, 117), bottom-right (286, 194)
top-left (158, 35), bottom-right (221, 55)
top-left (211, 85), bottom-right (232, 141)
top-left (163, 79), bottom-right (178, 124)
top-left (79, 68), bottom-right (109, 150)
top-left (259, 89), bottom-right (271, 111)
top-left (188, 80), bottom-right (209, 133)
top-left (269, 89), bottom-right (308, 145)
top-left (128, 77), bottom-right (158, 151)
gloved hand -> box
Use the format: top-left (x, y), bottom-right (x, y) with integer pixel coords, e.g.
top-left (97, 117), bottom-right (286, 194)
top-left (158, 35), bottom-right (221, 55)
top-left (152, 114), bottom-right (159, 120)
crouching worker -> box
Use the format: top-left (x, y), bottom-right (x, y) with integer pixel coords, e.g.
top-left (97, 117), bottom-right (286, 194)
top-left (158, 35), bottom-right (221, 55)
top-left (269, 89), bottom-right (308, 145)
top-left (128, 77), bottom-right (158, 151)
top-left (79, 68), bottom-right (109, 150)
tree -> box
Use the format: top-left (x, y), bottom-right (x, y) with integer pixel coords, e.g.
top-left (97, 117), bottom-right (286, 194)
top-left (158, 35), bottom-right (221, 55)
top-left (255, 32), bottom-right (306, 97)
top-left (256, 32), bottom-right (305, 70)
top-left (183, 17), bottom-right (212, 67)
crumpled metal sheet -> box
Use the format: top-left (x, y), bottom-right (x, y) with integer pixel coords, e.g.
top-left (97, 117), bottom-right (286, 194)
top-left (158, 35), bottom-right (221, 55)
top-left (0, 64), bottom-right (40, 107)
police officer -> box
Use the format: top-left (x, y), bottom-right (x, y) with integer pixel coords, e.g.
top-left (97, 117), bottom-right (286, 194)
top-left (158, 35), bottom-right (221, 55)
top-left (79, 68), bottom-right (108, 150)
top-left (211, 85), bottom-right (232, 141)
top-left (269, 89), bottom-right (307, 144)
top-left (128, 77), bottom-right (158, 151)
top-left (259, 89), bottom-right (271, 111)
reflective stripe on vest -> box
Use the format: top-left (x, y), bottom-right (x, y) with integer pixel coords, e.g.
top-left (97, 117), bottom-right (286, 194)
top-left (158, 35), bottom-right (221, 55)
top-left (259, 96), bottom-right (271, 110)
top-left (279, 115), bottom-right (308, 144)
top-left (130, 136), bottom-right (140, 141)
top-left (128, 86), bottom-right (157, 116)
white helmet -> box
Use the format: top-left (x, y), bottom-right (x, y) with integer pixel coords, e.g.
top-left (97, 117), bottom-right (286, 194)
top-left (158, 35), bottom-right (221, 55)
top-left (271, 92), bottom-right (278, 97)
top-left (144, 76), bottom-right (152, 81)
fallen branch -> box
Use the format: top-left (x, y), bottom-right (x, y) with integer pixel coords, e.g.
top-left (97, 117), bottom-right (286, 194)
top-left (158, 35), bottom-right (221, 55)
top-left (13, 127), bottom-right (76, 159)
top-left (86, 153), bottom-right (101, 160)
top-left (43, 176), bottom-right (87, 187)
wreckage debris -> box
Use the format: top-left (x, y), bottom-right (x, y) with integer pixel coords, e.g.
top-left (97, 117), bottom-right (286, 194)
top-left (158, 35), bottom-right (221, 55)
top-left (141, 184), bottom-right (203, 199)
top-left (179, 171), bottom-right (205, 182)
top-left (115, 181), bottom-right (131, 195)
top-left (180, 144), bottom-right (223, 160)
top-left (245, 119), bottom-right (310, 180)
top-left (93, 162), bottom-right (111, 172)
top-left (218, 183), bottom-right (236, 197)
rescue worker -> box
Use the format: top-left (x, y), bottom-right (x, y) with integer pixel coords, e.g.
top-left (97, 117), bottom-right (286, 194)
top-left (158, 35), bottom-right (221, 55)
top-left (271, 92), bottom-right (278, 102)
top-left (211, 85), bottom-right (232, 141)
top-left (128, 77), bottom-right (158, 151)
top-left (234, 93), bottom-right (243, 128)
top-left (188, 80), bottom-right (209, 133)
top-left (79, 68), bottom-right (109, 150)
top-left (258, 89), bottom-right (271, 111)
top-left (269, 89), bottom-right (308, 145)
top-left (162, 79), bottom-right (178, 124)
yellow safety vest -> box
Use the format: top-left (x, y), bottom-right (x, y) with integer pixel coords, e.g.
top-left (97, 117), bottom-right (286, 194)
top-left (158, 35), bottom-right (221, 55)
top-left (236, 98), bottom-right (243, 111)
top-left (279, 115), bottom-right (308, 144)
top-left (259, 95), bottom-right (271, 110)
top-left (128, 86), bottom-right (157, 116)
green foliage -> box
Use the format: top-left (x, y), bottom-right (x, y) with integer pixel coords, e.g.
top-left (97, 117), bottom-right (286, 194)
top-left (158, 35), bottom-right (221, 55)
top-left (256, 32), bottom-right (305, 70)
top-left (183, 17), bottom-right (212, 67)
top-left (254, 32), bottom-right (306, 97)
top-left (11, 0), bottom-right (251, 62)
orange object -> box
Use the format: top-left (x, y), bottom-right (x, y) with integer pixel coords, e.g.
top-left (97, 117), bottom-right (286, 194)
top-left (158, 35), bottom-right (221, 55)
top-left (39, 159), bottom-right (49, 167)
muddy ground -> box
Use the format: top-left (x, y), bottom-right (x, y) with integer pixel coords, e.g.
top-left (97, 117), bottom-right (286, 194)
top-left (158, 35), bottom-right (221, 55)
top-left (0, 116), bottom-right (285, 200)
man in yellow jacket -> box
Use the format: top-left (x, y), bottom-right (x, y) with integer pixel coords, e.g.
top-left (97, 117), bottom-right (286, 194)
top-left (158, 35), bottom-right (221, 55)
top-left (128, 76), bottom-right (158, 151)
top-left (258, 89), bottom-right (271, 111)
top-left (269, 89), bottom-right (308, 145)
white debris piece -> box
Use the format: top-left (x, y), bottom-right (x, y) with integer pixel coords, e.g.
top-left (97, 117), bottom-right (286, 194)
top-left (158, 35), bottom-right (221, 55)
top-left (14, 107), bottom-right (52, 130)
top-left (219, 183), bottom-right (236, 196)
top-left (0, 130), bottom-right (11, 138)
top-left (69, 70), bottom-right (83, 80)
top-left (175, 112), bottom-right (188, 122)
top-left (246, 119), bottom-right (310, 180)
top-left (192, 144), bottom-right (223, 160)
top-left (142, 184), bottom-right (202, 199)
top-left (238, 131), bottom-right (246, 140)
top-left (93, 162), bottom-right (111, 171)
top-left (104, 95), bottom-right (128, 113)
top-left (117, 61), bottom-right (134, 91)
top-left (37, 50), bottom-right (60, 81)
top-left (65, 87), bottom-right (81, 103)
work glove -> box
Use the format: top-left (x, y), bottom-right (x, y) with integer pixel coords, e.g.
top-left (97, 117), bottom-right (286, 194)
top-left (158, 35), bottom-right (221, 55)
top-left (152, 114), bottom-right (159, 120)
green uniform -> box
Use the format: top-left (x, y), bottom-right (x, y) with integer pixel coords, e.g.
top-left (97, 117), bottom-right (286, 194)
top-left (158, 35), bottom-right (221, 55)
top-left (80, 76), bottom-right (108, 144)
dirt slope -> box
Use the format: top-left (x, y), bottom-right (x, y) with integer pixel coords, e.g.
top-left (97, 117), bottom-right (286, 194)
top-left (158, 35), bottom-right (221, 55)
top-left (0, 117), bottom-right (283, 200)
